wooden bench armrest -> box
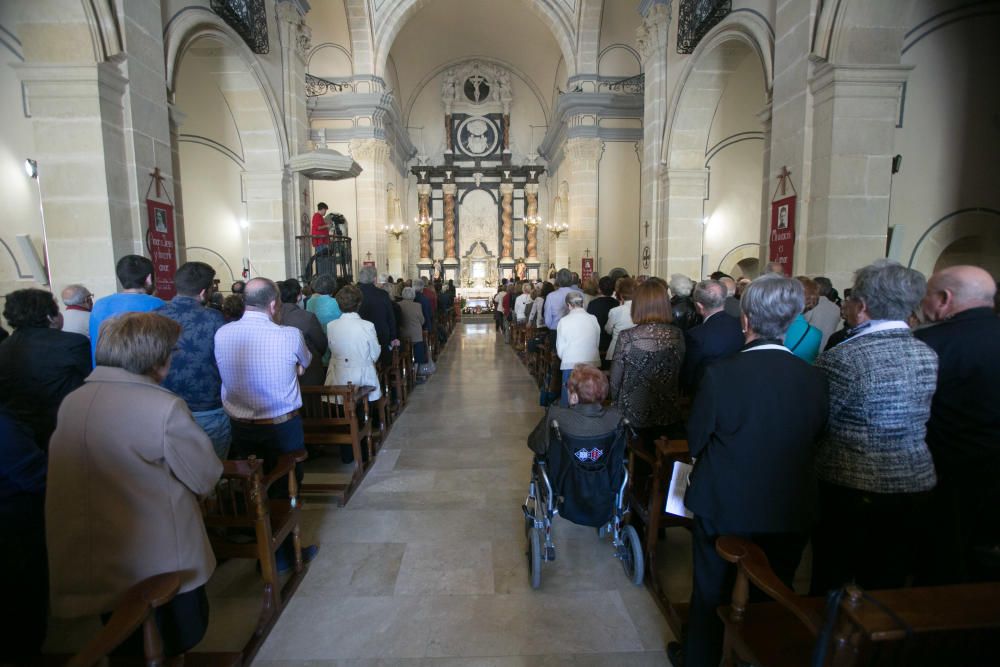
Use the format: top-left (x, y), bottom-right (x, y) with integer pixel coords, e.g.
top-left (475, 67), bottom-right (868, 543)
top-left (260, 449), bottom-right (308, 491)
top-left (716, 536), bottom-right (822, 635)
top-left (67, 572), bottom-right (181, 667)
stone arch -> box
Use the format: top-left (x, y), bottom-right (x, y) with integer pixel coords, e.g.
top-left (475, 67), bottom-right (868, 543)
top-left (661, 13), bottom-right (773, 167)
top-left (813, 0), bottom-right (916, 66)
top-left (163, 8), bottom-right (288, 164)
top-left (342, 0), bottom-right (375, 76)
top-left (907, 208), bottom-right (1000, 277)
top-left (718, 242), bottom-right (760, 276)
top-left (576, 0), bottom-right (604, 74)
top-left (372, 0), bottom-right (579, 80)
top-left (81, 0), bottom-right (123, 62)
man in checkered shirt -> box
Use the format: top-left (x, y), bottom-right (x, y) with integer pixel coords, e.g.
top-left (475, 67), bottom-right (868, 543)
top-left (215, 277), bottom-right (318, 569)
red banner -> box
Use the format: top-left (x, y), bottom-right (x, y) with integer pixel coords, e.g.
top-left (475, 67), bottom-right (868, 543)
top-left (769, 196), bottom-right (796, 276)
top-left (581, 257), bottom-right (594, 282)
top-left (146, 199), bottom-right (177, 299)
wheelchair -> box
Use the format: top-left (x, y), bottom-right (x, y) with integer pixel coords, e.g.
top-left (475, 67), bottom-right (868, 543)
top-left (522, 418), bottom-right (644, 589)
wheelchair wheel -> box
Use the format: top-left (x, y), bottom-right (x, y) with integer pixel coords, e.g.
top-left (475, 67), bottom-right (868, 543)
top-left (620, 524), bottom-right (644, 586)
top-left (528, 528), bottom-right (542, 589)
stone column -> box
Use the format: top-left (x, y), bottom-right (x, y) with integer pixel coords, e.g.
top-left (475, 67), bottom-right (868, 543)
top-left (14, 62), bottom-right (130, 297)
top-left (500, 182), bottom-right (514, 261)
top-left (636, 1), bottom-right (670, 273)
top-left (564, 137), bottom-right (604, 271)
top-left (807, 63), bottom-right (911, 288)
top-left (350, 138), bottom-right (391, 270)
top-left (661, 168), bottom-right (709, 279)
top-left (168, 103), bottom-right (188, 264)
top-left (525, 183), bottom-right (539, 260)
top-left (276, 0), bottom-right (311, 277)
top-left (417, 183), bottom-right (432, 261)
top-left (443, 183), bottom-right (457, 259)
top-left (757, 104), bottom-right (773, 275)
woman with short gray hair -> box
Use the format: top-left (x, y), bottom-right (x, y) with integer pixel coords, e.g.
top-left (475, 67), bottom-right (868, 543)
top-left (669, 273), bottom-right (701, 330)
top-left (674, 273), bottom-right (828, 667)
top-left (810, 260), bottom-right (937, 595)
top-left (398, 286), bottom-right (428, 379)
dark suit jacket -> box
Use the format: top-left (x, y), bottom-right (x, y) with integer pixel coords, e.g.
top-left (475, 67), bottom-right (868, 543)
top-left (0, 327), bottom-right (91, 448)
top-left (280, 303), bottom-right (328, 386)
top-left (915, 307), bottom-right (1000, 475)
top-left (358, 283), bottom-right (398, 361)
top-left (587, 296), bottom-right (618, 354)
top-left (682, 311), bottom-right (744, 392)
top-left (685, 341), bottom-right (828, 533)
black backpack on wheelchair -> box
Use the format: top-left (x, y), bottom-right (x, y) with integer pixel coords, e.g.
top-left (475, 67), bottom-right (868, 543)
top-left (546, 422), bottom-right (628, 527)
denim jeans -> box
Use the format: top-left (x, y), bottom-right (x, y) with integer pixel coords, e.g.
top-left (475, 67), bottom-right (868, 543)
top-left (192, 407), bottom-right (232, 460)
top-left (560, 369), bottom-right (572, 407)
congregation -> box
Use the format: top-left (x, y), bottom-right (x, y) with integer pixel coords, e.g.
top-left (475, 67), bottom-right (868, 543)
top-left (1, 251), bottom-right (999, 666)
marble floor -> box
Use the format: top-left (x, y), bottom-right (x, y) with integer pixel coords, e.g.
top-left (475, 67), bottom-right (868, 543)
top-left (253, 321), bottom-right (674, 665)
top-left (43, 321), bottom-right (678, 665)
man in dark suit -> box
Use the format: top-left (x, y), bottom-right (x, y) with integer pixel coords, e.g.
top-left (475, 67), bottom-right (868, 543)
top-left (356, 265), bottom-right (398, 365)
top-left (277, 279), bottom-right (328, 386)
top-left (669, 275), bottom-right (828, 667)
top-left (916, 265), bottom-right (1000, 583)
top-left (681, 280), bottom-right (744, 394)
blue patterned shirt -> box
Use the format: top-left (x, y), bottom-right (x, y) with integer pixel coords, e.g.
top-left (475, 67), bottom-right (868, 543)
top-left (156, 296), bottom-right (226, 412)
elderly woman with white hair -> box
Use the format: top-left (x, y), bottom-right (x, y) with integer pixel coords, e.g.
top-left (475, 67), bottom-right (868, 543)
top-left (669, 273), bottom-right (702, 331)
top-left (555, 290), bottom-right (600, 407)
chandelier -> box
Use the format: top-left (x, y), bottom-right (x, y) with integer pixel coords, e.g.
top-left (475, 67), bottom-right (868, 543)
top-left (386, 223), bottom-right (408, 240)
top-left (524, 214), bottom-right (542, 228)
top-left (414, 213), bottom-right (432, 229)
top-left (547, 221), bottom-right (569, 238)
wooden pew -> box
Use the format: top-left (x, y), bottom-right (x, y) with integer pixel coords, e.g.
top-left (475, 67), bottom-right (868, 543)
top-left (299, 384), bottom-right (377, 505)
top-left (201, 451), bottom-right (309, 663)
top-left (65, 572), bottom-right (181, 667)
top-left (716, 536), bottom-right (1000, 667)
top-left (626, 435), bottom-right (693, 637)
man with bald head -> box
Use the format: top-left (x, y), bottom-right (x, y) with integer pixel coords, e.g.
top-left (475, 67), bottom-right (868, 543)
top-left (215, 277), bottom-right (317, 570)
top-left (916, 265), bottom-right (1000, 583)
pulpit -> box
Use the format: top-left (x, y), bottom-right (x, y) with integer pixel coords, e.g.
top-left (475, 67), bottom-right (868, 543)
top-left (297, 235), bottom-right (353, 283)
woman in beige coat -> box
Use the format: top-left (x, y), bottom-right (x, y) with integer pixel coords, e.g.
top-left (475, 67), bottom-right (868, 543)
top-left (47, 312), bottom-right (222, 656)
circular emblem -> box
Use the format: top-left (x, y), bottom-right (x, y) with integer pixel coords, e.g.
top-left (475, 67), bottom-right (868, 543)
top-left (457, 116), bottom-right (498, 157)
top-left (464, 75), bottom-right (490, 103)
top-left (642, 246), bottom-right (651, 269)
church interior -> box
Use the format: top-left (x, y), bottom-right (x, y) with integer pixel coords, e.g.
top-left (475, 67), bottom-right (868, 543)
top-left (1, 0), bottom-right (999, 665)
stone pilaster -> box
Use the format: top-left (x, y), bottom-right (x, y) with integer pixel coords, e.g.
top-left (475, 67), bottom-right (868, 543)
top-left (168, 103), bottom-right (188, 264)
top-left (500, 182), bottom-right (514, 261)
top-left (417, 183), bottom-right (432, 262)
top-left (636, 1), bottom-right (670, 273)
top-left (241, 170), bottom-right (288, 280)
top-left (756, 104), bottom-right (773, 275)
top-left (350, 138), bottom-right (392, 270)
top-left (525, 183), bottom-right (539, 260)
top-left (443, 183), bottom-right (457, 260)
top-left (564, 137), bottom-right (604, 271)
top-left (14, 62), bottom-right (130, 298)
top-left (806, 62), bottom-right (911, 288)
top-left (660, 168), bottom-right (709, 279)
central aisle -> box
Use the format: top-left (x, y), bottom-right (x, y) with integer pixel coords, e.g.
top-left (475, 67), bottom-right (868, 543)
top-left (256, 321), bottom-right (671, 665)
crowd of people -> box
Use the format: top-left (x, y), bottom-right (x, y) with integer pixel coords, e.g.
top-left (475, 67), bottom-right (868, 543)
top-left (1, 249), bottom-right (998, 665)
top-left (509, 260), bottom-right (1000, 667)
top-left (0, 255), bottom-right (456, 661)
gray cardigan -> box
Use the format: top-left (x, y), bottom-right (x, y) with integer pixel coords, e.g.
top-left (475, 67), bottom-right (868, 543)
top-left (814, 328), bottom-right (938, 493)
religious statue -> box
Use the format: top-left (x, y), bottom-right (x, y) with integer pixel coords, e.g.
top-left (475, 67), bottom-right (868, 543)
top-left (441, 70), bottom-right (457, 104)
top-left (515, 258), bottom-right (526, 281)
top-left (433, 259), bottom-right (443, 280)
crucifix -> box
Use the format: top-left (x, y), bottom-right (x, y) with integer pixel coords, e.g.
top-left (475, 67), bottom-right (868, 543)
top-left (365, 251), bottom-right (373, 262)
top-left (644, 220), bottom-right (650, 238)
top-left (777, 166), bottom-right (792, 196)
top-left (584, 248), bottom-right (591, 258)
top-left (149, 167), bottom-right (166, 198)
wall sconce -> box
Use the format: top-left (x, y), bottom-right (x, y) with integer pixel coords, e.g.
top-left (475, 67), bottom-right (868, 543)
top-left (386, 223), bottom-right (408, 240)
top-left (547, 221), bottom-right (568, 238)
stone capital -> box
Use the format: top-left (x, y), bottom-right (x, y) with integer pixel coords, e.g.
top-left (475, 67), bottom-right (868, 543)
top-left (524, 183), bottom-right (539, 195)
top-left (499, 182), bottom-right (514, 195)
top-left (563, 137), bottom-right (604, 168)
top-left (808, 60), bottom-right (913, 105)
top-left (442, 183), bottom-right (457, 195)
top-left (636, 2), bottom-right (671, 62)
top-left (349, 137), bottom-right (391, 164)
top-left (665, 168), bottom-right (709, 198)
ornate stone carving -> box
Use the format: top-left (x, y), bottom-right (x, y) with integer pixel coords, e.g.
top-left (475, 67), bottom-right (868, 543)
top-left (500, 183), bottom-right (514, 259)
top-left (349, 137), bottom-right (391, 164)
top-left (564, 137), bottom-right (605, 168)
top-left (440, 60), bottom-right (514, 113)
top-left (443, 183), bottom-right (457, 259)
top-left (636, 2), bottom-right (671, 62)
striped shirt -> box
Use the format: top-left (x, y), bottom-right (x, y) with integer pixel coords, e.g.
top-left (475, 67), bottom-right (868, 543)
top-left (214, 311), bottom-right (311, 420)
